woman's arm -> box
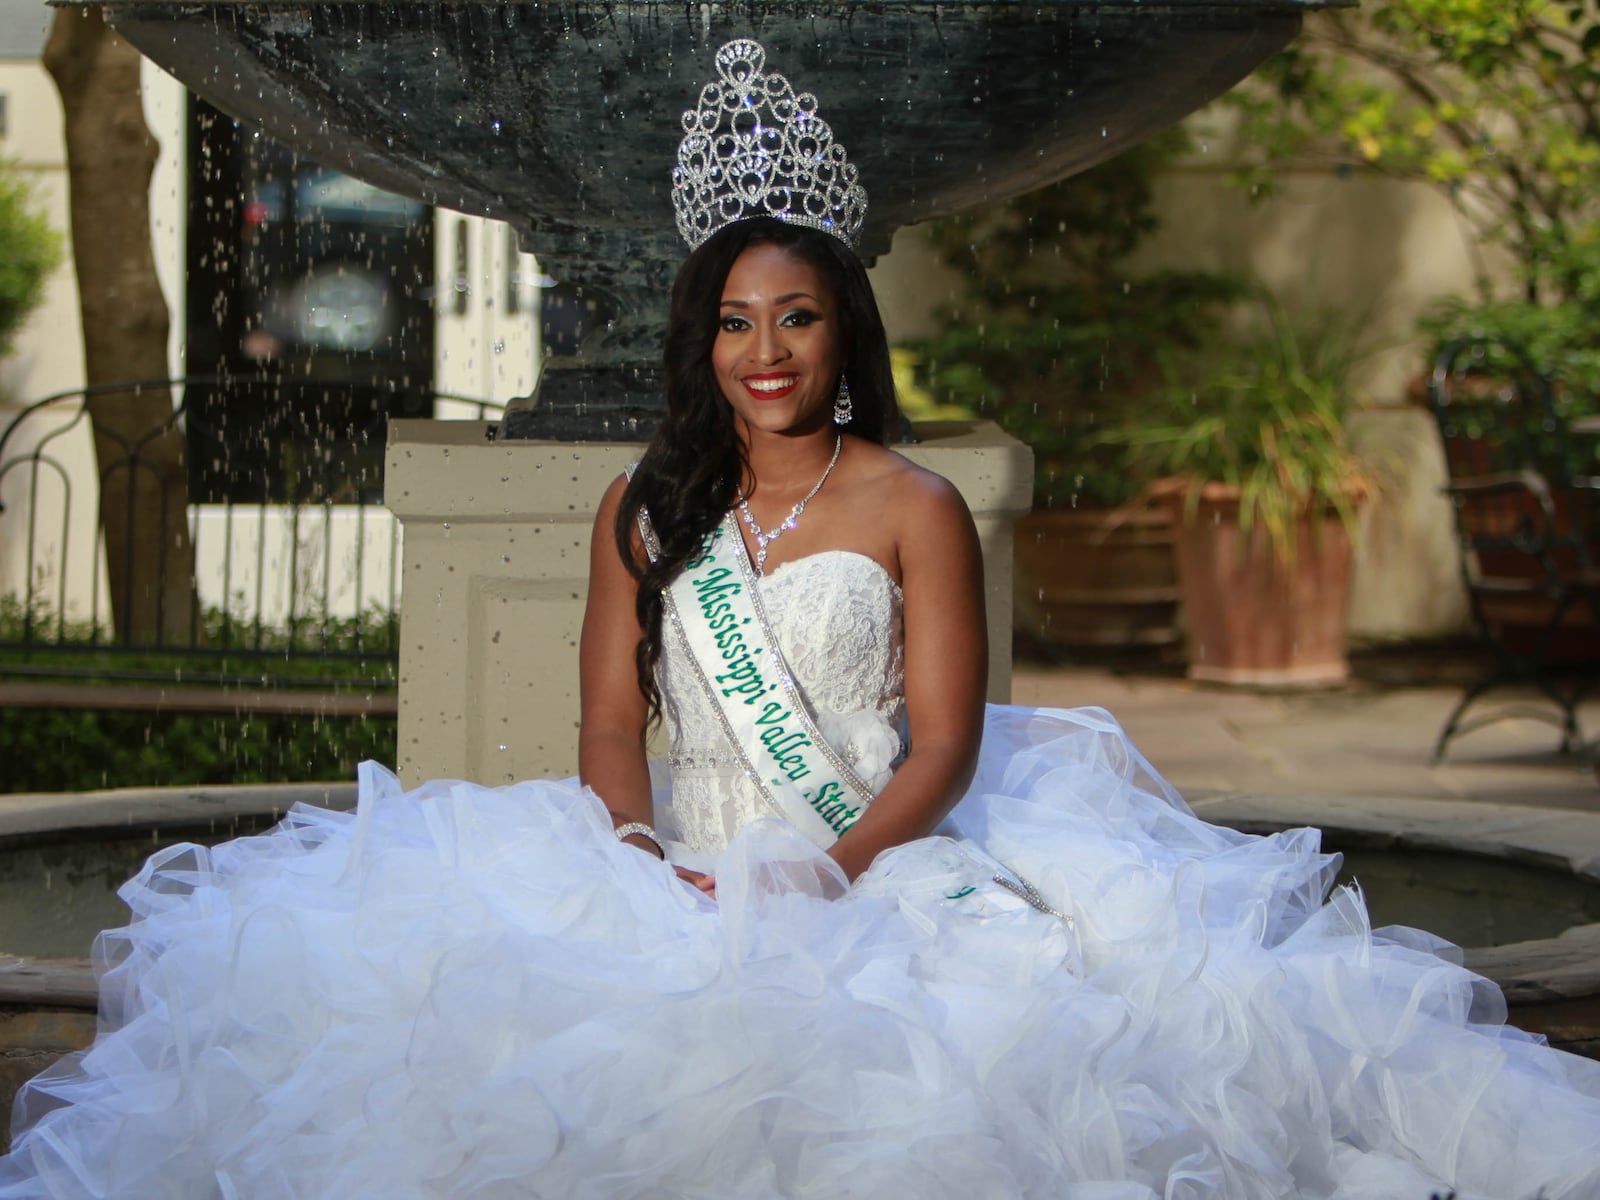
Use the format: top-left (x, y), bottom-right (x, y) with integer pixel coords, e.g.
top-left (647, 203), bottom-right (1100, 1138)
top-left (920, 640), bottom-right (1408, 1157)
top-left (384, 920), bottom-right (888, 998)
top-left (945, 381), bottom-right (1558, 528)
top-left (578, 474), bottom-right (659, 857)
top-left (825, 470), bottom-right (988, 881)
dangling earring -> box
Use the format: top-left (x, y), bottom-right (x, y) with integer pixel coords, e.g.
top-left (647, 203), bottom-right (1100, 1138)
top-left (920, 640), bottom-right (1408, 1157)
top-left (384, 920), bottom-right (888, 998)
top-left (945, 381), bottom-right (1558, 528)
top-left (832, 375), bottom-right (853, 426)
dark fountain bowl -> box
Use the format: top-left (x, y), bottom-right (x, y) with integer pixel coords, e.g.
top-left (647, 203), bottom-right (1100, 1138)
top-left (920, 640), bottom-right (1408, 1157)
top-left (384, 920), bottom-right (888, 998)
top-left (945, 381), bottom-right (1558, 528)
top-left (95, 0), bottom-right (1345, 438)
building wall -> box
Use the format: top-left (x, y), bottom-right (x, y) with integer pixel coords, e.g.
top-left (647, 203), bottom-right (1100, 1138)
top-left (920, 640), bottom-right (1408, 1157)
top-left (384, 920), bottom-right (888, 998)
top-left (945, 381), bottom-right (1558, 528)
top-left (0, 60), bottom-right (99, 612)
top-left (3, 45), bottom-right (1481, 642)
top-left (867, 163), bottom-right (1484, 642)
top-left (0, 55), bottom-right (539, 626)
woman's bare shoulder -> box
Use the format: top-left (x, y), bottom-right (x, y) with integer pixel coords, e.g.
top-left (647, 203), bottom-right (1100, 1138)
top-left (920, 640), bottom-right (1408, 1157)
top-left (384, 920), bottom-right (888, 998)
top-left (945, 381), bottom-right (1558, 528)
top-left (856, 445), bottom-right (972, 533)
top-left (593, 470), bottom-right (634, 523)
top-left (835, 441), bottom-right (976, 574)
top-left (590, 471), bottom-right (645, 571)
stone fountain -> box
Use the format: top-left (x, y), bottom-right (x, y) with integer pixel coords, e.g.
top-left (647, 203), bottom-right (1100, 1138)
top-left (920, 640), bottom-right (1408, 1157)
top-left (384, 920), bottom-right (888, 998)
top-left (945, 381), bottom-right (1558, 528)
top-left (94, 0), bottom-right (1346, 782)
top-left (17, 0), bottom-right (1600, 1138)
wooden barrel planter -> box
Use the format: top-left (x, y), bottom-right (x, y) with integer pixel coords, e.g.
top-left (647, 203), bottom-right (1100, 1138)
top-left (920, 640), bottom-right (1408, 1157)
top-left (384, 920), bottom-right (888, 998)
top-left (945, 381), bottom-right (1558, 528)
top-left (1013, 507), bottom-right (1181, 649)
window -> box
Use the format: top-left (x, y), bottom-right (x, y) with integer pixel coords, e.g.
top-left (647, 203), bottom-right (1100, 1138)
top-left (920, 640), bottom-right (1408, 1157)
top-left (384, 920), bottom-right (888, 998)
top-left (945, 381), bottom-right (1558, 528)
top-left (185, 98), bottom-right (435, 504)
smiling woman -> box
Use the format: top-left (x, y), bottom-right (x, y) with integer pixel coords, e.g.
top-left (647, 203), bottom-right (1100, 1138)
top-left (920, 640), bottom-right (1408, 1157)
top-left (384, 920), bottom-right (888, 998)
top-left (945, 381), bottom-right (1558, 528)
top-left (712, 242), bottom-right (846, 438)
top-left (5, 37), bottom-right (1600, 1200)
top-left (592, 209), bottom-right (988, 888)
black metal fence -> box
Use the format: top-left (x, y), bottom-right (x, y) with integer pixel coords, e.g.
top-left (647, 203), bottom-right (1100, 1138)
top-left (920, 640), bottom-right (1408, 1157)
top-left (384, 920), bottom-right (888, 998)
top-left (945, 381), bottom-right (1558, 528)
top-left (0, 377), bottom-right (500, 694)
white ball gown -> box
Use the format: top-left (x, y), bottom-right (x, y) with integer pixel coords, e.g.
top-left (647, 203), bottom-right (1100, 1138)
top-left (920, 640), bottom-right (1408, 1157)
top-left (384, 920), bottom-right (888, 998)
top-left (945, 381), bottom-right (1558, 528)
top-left (3, 550), bottom-right (1599, 1199)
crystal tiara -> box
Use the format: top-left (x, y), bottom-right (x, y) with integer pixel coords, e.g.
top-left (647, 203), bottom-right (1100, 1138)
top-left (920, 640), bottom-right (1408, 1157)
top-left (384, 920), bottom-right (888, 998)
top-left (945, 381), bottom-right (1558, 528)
top-left (672, 39), bottom-right (869, 252)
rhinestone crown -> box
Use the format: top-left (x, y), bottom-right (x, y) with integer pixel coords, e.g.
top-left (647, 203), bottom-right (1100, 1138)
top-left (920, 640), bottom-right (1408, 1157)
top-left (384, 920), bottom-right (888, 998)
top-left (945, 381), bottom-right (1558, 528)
top-left (673, 39), bottom-right (869, 251)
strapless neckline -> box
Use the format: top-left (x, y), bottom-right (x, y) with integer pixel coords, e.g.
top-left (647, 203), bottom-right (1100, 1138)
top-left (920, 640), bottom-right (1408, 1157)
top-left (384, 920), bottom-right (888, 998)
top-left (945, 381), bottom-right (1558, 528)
top-left (660, 541), bottom-right (907, 854)
top-left (759, 548), bottom-right (903, 599)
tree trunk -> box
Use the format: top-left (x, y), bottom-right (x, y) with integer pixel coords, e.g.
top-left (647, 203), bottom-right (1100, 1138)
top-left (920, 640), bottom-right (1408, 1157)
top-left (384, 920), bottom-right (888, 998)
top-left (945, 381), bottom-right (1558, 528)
top-left (44, 7), bottom-right (197, 646)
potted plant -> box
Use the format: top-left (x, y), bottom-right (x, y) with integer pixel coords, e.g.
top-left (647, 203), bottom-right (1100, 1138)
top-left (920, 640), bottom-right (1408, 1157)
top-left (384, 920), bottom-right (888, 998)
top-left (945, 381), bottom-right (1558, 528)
top-left (1109, 294), bottom-right (1378, 686)
top-left (1419, 233), bottom-right (1600, 452)
top-left (1417, 282), bottom-right (1600, 664)
top-left (906, 131), bottom-right (1245, 650)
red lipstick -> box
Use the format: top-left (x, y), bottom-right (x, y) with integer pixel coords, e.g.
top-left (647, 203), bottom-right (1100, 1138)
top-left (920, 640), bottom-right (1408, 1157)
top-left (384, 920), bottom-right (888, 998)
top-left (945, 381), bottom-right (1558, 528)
top-left (741, 373), bottom-right (799, 400)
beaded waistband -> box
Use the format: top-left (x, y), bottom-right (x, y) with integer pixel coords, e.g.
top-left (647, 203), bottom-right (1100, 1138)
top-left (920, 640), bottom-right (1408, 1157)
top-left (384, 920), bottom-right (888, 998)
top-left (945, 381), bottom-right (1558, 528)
top-left (666, 749), bottom-right (744, 774)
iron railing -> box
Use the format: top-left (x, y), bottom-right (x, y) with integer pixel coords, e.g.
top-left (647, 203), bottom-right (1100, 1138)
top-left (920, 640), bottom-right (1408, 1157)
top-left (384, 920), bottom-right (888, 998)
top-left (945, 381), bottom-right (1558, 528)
top-left (0, 376), bottom-right (502, 692)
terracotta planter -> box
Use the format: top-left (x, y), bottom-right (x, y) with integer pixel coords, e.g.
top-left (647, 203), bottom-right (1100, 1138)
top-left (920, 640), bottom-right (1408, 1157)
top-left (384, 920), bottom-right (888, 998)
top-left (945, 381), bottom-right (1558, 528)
top-left (1165, 484), bottom-right (1356, 687)
top-left (1013, 508), bottom-right (1181, 648)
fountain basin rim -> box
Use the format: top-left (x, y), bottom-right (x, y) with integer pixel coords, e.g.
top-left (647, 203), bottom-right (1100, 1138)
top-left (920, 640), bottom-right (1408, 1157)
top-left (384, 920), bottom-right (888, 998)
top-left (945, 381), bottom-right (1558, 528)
top-left (3, 787), bottom-right (1597, 1013)
top-left (0, 782), bottom-right (357, 848)
top-left (1192, 793), bottom-right (1600, 1006)
top-left (1191, 793), bottom-right (1600, 883)
top-left (72, 1), bottom-right (1358, 9)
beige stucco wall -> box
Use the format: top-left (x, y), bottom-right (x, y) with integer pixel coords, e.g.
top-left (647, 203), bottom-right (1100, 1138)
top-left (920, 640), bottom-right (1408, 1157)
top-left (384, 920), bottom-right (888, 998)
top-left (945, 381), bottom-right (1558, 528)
top-left (868, 164), bottom-right (1486, 642)
top-left (1138, 168), bottom-right (1482, 638)
top-left (1136, 168), bottom-right (1499, 410)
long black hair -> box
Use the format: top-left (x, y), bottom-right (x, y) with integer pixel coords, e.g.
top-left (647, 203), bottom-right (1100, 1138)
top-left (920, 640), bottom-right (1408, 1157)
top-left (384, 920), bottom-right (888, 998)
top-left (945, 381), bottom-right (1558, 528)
top-left (615, 216), bottom-right (900, 721)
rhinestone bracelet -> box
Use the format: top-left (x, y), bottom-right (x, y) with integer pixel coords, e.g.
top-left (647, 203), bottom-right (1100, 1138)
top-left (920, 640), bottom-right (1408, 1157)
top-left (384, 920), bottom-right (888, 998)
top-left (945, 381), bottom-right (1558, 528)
top-left (614, 822), bottom-right (665, 859)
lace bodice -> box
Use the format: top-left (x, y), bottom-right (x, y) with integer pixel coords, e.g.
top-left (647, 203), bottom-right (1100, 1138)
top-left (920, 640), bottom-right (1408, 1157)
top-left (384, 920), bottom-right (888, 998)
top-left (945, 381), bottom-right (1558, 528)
top-left (658, 550), bottom-right (905, 853)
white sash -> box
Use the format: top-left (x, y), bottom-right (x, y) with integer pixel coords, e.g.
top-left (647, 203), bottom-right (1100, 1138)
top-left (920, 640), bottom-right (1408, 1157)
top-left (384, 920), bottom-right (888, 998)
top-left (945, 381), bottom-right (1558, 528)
top-left (637, 506), bottom-right (876, 849)
top-left (629, 487), bottom-right (1078, 952)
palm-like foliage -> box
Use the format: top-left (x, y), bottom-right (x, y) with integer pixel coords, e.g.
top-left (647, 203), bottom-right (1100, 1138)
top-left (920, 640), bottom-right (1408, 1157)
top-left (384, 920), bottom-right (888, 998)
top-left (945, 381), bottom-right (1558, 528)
top-left (1108, 296), bottom-right (1377, 567)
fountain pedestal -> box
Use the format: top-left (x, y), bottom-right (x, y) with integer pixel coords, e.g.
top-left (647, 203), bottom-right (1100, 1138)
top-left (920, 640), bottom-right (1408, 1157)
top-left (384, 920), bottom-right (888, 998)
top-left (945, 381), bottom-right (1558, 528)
top-left (385, 419), bottom-right (1032, 785)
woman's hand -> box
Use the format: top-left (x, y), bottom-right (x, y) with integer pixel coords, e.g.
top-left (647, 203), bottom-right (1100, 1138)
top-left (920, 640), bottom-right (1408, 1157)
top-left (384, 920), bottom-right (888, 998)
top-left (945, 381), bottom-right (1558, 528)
top-left (675, 867), bottom-right (717, 898)
top-left (616, 826), bottom-right (714, 896)
top-left (612, 812), bottom-right (715, 895)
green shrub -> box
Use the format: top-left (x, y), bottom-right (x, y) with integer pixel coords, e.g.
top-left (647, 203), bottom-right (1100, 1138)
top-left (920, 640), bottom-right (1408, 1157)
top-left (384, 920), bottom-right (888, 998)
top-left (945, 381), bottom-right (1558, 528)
top-left (0, 160), bottom-right (64, 356)
top-left (1421, 235), bottom-right (1600, 455)
top-left (0, 708), bottom-right (396, 793)
top-left (1102, 292), bottom-right (1379, 568)
top-left (1229, 2), bottom-right (1600, 429)
top-left (1229, 1), bottom-right (1600, 307)
top-left (0, 601), bottom-right (399, 792)
top-left (904, 130), bottom-right (1246, 509)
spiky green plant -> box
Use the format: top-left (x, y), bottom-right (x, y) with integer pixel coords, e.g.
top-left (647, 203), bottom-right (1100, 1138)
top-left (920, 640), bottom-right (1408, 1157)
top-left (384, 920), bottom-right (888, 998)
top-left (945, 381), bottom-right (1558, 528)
top-left (1106, 294), bottom-right (1378, 567)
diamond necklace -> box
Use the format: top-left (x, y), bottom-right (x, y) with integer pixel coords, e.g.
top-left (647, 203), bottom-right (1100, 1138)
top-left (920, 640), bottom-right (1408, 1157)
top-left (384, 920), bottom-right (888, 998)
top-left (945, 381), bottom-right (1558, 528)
top-left (737, 434), bottom-right (844, 574)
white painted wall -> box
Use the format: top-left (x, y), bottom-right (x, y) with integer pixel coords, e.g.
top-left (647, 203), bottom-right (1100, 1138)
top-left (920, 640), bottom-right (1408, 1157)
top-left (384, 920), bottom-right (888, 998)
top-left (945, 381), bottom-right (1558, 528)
top-left (0, 59), bottom-right (102, 620)
top-left (188, 505), bottom-right (403, 627)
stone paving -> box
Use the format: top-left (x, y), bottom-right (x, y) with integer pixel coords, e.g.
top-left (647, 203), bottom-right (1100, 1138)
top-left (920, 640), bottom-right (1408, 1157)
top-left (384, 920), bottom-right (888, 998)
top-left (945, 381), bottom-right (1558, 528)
top-left (1012, 660), bottom-right (1600, 813)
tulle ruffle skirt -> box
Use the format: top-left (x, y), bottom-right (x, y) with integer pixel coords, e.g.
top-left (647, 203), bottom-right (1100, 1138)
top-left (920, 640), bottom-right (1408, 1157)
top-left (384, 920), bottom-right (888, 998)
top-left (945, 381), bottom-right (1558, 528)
top-left (4, 705), bottom-right (1599, 1199)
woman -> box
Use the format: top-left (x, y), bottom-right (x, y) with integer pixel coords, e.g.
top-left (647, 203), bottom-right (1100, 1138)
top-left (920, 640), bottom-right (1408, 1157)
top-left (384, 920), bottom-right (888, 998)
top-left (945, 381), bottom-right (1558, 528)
top-left (582, 212), bottom-right (987, 892)
top-left (5, 37), bottom-right (1600, 1200)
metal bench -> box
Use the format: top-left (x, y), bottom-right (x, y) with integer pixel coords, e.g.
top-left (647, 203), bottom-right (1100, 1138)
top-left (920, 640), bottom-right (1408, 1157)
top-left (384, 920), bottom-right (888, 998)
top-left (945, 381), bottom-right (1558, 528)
top-left (1425, 336), bottom-right (1600, 762)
